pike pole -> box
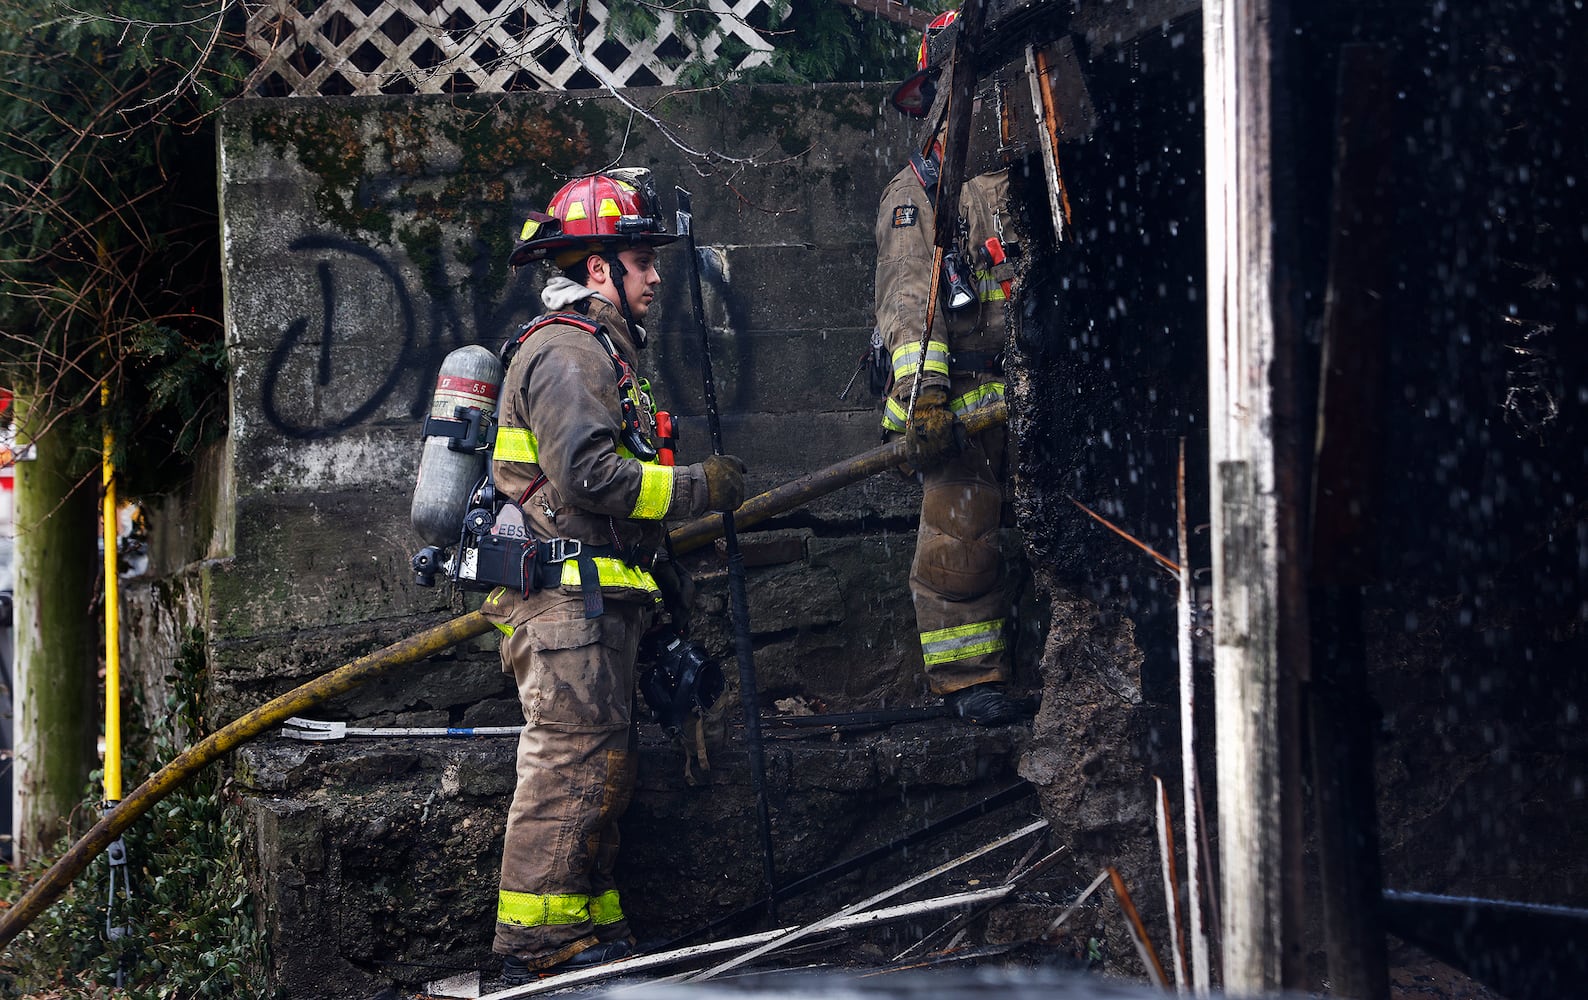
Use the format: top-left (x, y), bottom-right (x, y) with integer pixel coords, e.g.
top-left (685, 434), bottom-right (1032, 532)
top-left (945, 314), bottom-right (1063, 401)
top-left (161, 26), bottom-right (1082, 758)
top-left (0, 404), bottom-right (1009, 953)
top-left (674, 186), bottom-right (779, 919)
top-left (670, 401), bottom-right (1007, 555)
top-left (904, 0), bottom-right (990, 419)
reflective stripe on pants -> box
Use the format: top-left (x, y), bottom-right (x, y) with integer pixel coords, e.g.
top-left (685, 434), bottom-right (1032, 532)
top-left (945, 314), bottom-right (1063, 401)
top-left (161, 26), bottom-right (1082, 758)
top-left (921, 617), bottom-right (1007, 667)
top-left (909, 417), bottom-right (1011, 694)
top-left (498, 888), bottom-right (625, 929)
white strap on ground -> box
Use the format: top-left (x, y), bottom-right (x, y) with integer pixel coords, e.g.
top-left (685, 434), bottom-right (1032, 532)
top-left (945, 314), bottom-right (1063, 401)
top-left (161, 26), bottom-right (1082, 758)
top-left (475, 884), bottom-right (1015, 1000)
top-left (279, 716), bottom-right (519, 740)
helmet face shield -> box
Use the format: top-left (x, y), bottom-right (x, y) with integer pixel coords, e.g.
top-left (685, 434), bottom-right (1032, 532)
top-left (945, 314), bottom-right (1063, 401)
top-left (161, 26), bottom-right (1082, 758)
top-left (508, 170), bottom-right (677, 268)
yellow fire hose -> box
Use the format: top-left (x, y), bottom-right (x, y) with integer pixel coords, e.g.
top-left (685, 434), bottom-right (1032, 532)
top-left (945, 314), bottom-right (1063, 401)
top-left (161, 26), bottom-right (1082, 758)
top-left (671, 401), bottom-right (1008, 554)
top-left (0, 613), bottom-right (493, 951)
top-left (0, 402), bottom-right (1006, 952)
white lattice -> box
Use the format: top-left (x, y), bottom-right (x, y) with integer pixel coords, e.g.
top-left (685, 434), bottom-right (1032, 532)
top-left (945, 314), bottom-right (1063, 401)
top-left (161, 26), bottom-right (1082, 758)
top-left (244, 0), bottom-right (776, 97)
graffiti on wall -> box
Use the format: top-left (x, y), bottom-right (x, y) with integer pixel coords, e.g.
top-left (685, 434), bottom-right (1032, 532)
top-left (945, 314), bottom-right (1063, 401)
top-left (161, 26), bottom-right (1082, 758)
top-left (255, 232), bottom-right (763, 442)
top-left (258, 233), bottom-right (540, 439)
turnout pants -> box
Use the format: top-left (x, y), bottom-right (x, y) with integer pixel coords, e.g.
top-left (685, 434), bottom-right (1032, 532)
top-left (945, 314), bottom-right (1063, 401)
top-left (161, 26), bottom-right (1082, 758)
top-left (910, 425), bottom-right (1012, 695)
top-left (485, 591), bottom-right (650, 968)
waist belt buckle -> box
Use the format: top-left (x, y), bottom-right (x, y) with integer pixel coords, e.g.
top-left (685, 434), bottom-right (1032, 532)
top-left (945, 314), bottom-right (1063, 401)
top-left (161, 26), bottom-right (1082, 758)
top-left (545, 538), bottom-right (582, 564)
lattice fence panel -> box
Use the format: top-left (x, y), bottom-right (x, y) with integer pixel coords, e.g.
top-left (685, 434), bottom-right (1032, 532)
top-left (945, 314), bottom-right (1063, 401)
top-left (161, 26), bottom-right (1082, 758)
top-left (245, 0), bottom-right (776, 96)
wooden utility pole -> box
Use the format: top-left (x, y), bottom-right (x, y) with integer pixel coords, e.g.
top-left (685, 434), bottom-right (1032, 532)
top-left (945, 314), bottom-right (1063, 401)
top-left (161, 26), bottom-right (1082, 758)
top-left (12, 399), bottom-right (99, 860)
top-left (1203, 0), bottom-right (1309, 991)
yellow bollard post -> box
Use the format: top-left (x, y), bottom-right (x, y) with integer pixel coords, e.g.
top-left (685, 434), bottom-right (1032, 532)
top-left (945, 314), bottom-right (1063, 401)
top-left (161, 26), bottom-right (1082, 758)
top-left (101, 382), bottom-right (121, 806)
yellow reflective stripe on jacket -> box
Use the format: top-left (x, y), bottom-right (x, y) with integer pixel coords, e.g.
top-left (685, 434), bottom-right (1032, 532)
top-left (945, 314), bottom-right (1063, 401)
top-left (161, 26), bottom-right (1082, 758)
top-left (588, 889), bottom-right (625, 926)
top-left (882, 396), bottom-right (909, 433)
top-left (884, 382), bottom-right (1004, 433)
top-left (920, 618), bottom-right (1007, 666)
top-left (891, 339), bottom-right (950, 382)
top-left (485, 588), bottom-right (516, 635)
top-left (949, 381), bottom-right (1005, 416)
top-left (498, 890), bottom-right (590, 928)
top-left (559, 556), bottom-right (660, 596)
top-left (498, 424), bottom-right (668, 520)
top-left (495, 426), bottom-right (539, 464)
top-left (975, 267), bottom-right (1007, 302)
top-left (630, 464), bottom-right (673, 520)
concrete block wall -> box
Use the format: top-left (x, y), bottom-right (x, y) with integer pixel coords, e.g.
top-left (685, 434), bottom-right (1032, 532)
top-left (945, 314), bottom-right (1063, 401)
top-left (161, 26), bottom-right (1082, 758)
top-left (215, 86), bottom-right (932, 721)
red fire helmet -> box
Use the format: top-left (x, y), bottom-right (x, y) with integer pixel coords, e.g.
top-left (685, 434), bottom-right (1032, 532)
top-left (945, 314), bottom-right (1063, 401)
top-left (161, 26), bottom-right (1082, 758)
top-left (507, 170), bottom-right (676, 269)
top-left (891, 8), bottom-right (960, 117)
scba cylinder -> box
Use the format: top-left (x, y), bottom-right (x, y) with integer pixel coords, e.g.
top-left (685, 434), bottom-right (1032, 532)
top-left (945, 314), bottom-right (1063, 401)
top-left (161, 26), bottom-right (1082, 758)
top-left (410, 345), bottom-right (504, 547)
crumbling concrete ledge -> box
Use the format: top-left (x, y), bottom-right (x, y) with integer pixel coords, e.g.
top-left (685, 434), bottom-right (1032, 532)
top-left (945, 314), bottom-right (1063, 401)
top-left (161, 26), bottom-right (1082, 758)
top-left (236, 718), bottom-right (1033, 999)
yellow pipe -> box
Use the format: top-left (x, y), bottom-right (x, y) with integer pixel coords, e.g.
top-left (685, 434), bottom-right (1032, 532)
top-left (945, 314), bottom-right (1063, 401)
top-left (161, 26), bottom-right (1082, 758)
top-left (101, 383), bottom-right (121, 804)
top-left (0, 611), bottom-right (493, 952)
top-left (0, 402), bottom-right (1010, 951)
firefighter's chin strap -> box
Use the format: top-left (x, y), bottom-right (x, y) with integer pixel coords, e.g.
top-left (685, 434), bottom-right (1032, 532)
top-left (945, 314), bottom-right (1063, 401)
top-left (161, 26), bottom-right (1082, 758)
top-left (602, 250), bottom-right (637, 330)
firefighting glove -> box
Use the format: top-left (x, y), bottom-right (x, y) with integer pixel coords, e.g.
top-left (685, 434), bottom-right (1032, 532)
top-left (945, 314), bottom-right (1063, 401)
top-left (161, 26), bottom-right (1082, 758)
top-left (702, 454), bottom-right (748, 512)
top-left (652, 557), bottom-right (696, 635)
top-left (904, 388), bottom-right (964, 471)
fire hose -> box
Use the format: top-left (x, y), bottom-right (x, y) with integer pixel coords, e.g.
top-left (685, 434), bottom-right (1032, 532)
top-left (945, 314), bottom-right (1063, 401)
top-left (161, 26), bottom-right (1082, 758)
top-left (0, 401), bottom-right (1006, 952)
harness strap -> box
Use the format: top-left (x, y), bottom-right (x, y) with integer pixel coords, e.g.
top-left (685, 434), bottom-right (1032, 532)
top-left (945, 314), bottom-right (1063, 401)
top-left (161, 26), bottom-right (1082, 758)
top-left (500, 311), bottom-right (604, 368)
top-left (500, 311), bottom-right (658, 464)
top-left (518, 473), bottom-right (548, 504)
top-left (487, 311), bottom-right (660, 619)
top-left (575, 551), bottom-right (604, 618)
top-left (909, 145), bottom-right (943, 203)
top-left (544, 539), bottom-right (652, 619)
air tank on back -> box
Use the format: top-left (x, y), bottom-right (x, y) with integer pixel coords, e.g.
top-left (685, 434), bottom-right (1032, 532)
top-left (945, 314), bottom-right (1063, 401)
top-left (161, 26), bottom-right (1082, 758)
top-left (411, 345), bottom-right (504, 547)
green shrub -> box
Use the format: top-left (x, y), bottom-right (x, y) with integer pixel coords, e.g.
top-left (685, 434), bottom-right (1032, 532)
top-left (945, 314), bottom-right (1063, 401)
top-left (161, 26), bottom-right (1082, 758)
top-left (0, 628), bottom-right (273, 999)
top-left (0, 761), bottom-right (271, 999)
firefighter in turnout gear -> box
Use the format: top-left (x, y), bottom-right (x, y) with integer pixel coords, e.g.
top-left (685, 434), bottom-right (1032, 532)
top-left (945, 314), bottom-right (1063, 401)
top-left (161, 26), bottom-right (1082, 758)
top-left (486, 170), bottom-right (746, 982)
top-left (876, 10), bottom-right (1023, 726)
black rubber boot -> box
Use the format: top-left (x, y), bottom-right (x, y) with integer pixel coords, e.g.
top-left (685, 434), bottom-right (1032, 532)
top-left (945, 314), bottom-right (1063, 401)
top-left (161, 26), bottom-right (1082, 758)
top-left (500, 957), bottom-right (534, 986)
top-left (501, 939), bottom-right (633, 984)
top-left (944, 683), bottom-right (1022, 726)
top-left (563, 939), bottom-right (633, 968)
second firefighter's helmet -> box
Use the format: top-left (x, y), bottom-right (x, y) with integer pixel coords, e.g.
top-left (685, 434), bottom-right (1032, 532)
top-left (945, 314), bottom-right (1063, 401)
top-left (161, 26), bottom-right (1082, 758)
top-left (891, 8), bottom-right (960, 117)
top-left (507, 168), bottom-right (677, 268)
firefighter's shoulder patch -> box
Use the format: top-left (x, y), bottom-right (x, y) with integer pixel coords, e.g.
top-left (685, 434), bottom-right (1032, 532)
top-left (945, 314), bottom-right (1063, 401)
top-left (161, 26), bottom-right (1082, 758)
top-left (891, 205), bottom-right (919, 228)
